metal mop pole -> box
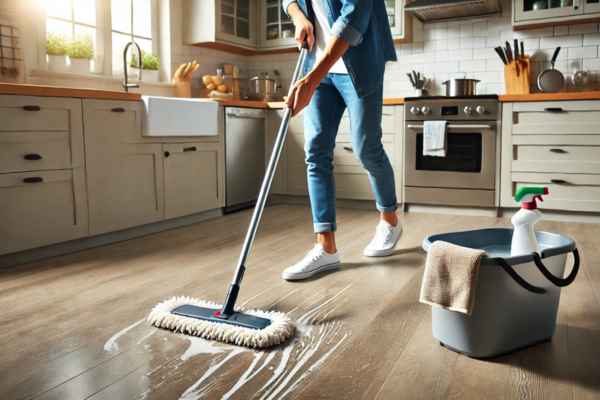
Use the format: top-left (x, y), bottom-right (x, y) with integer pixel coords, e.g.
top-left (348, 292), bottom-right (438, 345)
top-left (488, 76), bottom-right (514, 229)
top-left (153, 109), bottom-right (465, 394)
top-left (219, 46), bottom-right (308, 317)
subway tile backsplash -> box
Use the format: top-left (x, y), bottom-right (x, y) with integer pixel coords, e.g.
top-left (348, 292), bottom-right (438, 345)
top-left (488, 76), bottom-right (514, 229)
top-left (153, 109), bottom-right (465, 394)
top-left (385, 0), bottom-right (600, 97)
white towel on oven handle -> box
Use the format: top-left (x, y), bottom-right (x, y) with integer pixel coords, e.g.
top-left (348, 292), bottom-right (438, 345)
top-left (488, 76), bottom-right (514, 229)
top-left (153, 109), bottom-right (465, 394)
top-left (423, 120), bottom-right (447, 157)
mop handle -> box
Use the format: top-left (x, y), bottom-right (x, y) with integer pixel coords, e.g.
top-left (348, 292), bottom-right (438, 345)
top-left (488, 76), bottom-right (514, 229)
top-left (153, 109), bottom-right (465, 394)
top-left (219, 46), bottom-right (308, 316)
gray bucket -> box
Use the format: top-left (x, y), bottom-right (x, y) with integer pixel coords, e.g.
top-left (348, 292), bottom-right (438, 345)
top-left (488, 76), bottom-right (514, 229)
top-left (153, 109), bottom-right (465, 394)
top-left (422, 228), bottom-right (579, 358)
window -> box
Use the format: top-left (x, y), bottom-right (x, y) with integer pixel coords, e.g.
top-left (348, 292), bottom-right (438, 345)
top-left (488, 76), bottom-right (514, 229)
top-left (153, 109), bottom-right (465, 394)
top-left (111, 0), bottom-right (155, 75)
top-left (42, 0), bottom-right (158, 78)
top-left (43, 0), bottom-right (99, 71)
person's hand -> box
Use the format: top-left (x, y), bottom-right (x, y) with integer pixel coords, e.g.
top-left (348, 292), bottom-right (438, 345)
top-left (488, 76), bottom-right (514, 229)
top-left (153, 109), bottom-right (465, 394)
top-left (285, 73), bottom-right (319, 116)
top-left (292, 13), bottom-right (314, 50)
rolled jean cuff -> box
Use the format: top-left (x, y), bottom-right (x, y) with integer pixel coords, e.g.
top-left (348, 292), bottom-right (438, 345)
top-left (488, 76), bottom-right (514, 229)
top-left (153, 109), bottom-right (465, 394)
top-left (376, 203), bottom-right (398, 213)
top-left (314, 222), bottom-right (336, 233)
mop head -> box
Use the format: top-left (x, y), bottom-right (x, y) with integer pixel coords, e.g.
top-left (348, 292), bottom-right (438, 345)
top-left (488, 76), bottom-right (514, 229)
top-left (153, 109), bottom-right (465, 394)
top-left (148, 296), bottom-right (295, 349)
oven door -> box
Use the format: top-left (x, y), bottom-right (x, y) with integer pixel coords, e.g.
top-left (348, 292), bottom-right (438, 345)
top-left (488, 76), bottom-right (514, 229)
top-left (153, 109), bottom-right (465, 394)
top-left (405, 122), bottom-right (496, 190)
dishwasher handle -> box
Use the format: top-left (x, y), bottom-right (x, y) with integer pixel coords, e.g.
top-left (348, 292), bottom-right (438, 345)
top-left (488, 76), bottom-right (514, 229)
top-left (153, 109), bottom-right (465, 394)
top-left (226, 108), bottom-right (266, 119)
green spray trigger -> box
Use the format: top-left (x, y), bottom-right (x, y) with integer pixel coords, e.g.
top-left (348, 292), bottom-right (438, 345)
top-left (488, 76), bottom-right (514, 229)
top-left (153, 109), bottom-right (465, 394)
top-left (515, 186), bottom-right (549, 209)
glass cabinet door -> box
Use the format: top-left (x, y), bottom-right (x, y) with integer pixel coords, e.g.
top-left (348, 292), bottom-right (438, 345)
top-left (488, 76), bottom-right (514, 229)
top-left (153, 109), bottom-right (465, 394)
top-left (218, 0), bottom-right (255, 45)
top-left (515, 0), bottom-right (582, 21)
top-left (261, 0), bottom-right (295, 48)
top-left (385, 0), bottom-right (404, 37)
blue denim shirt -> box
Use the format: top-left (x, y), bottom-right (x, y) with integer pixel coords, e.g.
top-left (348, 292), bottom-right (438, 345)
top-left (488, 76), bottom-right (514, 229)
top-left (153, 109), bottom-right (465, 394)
top-left (283, 0), bottom-right (397, 98)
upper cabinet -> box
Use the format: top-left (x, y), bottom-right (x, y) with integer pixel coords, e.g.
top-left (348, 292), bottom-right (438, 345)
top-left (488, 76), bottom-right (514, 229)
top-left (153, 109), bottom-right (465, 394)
top-left (184, 0), bottom-right (412, 54)
top-left (183, 0), bottom-right (258, 51)
top-left (260, 0), bottom-right (296, 49)
top-left (386, 0), bottom-right (411, 42)
top-left (513, 0), bottom-right (600, 28)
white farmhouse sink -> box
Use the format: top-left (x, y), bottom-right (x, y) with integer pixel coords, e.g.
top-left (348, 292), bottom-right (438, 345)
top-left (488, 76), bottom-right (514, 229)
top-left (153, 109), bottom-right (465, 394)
top-left (141, 96), bottom-right (219, 137)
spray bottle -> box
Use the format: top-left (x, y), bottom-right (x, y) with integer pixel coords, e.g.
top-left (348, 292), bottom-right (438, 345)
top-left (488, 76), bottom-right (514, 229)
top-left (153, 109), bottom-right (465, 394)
top-left (510, 186), bottom-right (549, 256)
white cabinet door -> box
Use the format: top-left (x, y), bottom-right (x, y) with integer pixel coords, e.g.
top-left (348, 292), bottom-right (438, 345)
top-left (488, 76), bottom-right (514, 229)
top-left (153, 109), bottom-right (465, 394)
top-left (163, 143), bottom-right (222, 219)
top-left (216, 0), bottom-right (258, 48)
top-left (259, 0), bottom-right (296, 49)
top-left (0, 169), bottom-right (88, 254)
top-left (514, 0), bottom-right (582, 22)
top-left (583, 0), bottom-right (600, 13)
top-left (83, 100), bottom-right (164, 235)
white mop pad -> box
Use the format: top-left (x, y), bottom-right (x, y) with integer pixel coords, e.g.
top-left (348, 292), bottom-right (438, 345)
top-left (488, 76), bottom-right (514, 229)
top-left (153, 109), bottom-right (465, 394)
top-left (148, 296), bottom-right (295, 349)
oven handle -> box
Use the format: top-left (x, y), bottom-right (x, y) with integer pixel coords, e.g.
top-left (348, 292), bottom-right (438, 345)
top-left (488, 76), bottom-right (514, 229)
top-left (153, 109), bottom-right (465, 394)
top-left (406, 124), bottom-right (494, 130)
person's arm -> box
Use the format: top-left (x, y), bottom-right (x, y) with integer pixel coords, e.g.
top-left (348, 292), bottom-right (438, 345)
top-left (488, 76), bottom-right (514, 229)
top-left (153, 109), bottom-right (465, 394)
top-left (286, 0), bottom-right (373, 116)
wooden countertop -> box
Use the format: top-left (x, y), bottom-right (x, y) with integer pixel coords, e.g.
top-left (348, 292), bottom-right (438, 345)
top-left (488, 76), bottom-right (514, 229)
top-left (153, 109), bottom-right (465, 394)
top-left (499, 91), bottom-right (600, 102)
top-left (0, 83), bottom-right (142, 101)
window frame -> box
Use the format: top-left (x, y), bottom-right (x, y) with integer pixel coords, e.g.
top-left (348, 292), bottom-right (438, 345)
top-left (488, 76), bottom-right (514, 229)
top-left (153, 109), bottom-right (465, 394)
top-left (39, 0), bottom-right (159, 79)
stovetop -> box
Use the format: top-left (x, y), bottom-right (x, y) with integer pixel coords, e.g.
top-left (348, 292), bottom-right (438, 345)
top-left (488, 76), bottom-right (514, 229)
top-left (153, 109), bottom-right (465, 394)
top-left (404, 95), bottom-right (500, 121)
top-left (404, 95), bottom-right (499, 101)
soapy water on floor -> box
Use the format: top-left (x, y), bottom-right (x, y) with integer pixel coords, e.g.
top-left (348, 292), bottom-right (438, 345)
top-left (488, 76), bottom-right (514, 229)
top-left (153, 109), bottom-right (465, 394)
top-left (103, 284), bottom-right (353, 399)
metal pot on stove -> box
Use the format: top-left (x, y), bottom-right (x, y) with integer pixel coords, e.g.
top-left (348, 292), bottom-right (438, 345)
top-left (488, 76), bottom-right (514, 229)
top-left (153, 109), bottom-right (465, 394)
top-left (442, 78), bottom-right (480, 97)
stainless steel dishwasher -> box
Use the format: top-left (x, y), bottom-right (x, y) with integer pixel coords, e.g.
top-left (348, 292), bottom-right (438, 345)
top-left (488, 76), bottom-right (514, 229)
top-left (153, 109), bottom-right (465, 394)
top-left (225, 107), bottom-right (266, 212)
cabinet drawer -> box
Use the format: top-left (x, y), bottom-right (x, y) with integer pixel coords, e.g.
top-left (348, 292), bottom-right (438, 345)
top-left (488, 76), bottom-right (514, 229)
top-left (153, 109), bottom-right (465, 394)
top-left (338, 108), bottom-right (396, 135)
top-left (334, 137), bottom-right (395, 168)
top-left (0, 132), bottom-right (72, 173)
top-left (513, 109), bottom-right (600, 136)
top-left (511, 172), bottom-right (600, 213)
top-left (0, 169), bottom-right (88, 254)
top-left (0, 96), bottom-right (74, 131)
top-left (336, 171), bottom-right (374, 200)
top-left (513, 145), bottom-right (600, 175)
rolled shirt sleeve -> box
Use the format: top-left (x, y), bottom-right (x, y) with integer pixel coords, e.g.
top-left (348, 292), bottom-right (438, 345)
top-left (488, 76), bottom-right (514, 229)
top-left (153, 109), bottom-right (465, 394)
top-left (331, 0), bottom-right (373, 47)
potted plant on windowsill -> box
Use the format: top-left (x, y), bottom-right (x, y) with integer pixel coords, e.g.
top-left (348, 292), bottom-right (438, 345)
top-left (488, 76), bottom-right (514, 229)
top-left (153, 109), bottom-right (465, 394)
top-left (130, 52), bottom-right (160, 83)
top-left (67, 37), bottom-right (94, 74)
top-left (46, 34), bottom-right (68, 72)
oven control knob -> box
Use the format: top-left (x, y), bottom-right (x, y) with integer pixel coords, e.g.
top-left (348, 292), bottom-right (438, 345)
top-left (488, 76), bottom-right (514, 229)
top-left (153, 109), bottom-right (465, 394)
top-left (463, 106), bottom-right (474, 115)
top-left (421, 106), bottom-right (432, 115)
top-left (409, 106), bottom-right (421, 115)
top-left (476, 105), bottom-right (487, 115)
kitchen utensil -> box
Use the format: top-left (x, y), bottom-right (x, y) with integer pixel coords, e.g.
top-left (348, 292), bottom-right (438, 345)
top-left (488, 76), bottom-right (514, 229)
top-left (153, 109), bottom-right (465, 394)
top-left (248, 73), bottom-right (280, 100)
top-left (514, 39), bottom-right (519, 60)
top-left (495, 47), bottom-right (508, 65)
top-left (442, 78), bottom-right (480, 97)
top-left (573, 70), bottom-right (591, 89)
top-left (505, 41), bottom-right (513, 63)
top-left (537, 47), bottom-right (565, 93)
top-left (520, 41), bottom-right (525, 58)
top-left (407, 73), bottom-right (415, 87)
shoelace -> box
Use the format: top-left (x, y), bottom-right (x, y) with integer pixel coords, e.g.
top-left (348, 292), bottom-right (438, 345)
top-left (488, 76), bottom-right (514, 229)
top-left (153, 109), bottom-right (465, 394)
top-left (376, 225), bottom-right (395, 245)
top-left (309, 248), bottom-right (324, 262)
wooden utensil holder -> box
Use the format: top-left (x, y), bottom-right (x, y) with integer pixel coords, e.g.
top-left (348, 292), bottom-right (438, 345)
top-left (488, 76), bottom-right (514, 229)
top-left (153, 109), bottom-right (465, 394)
top-left (504, 57), bottom-right (531, 95)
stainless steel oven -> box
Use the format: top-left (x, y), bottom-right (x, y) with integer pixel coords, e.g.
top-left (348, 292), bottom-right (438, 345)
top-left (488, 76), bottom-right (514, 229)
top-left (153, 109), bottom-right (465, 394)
top-left (404, 96), bottom-right (500, 207)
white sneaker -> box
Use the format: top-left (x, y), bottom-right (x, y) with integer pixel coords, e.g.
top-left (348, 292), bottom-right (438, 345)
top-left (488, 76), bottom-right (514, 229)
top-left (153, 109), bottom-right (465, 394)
top-left (363, 220), bottom-right (402, 257)
top-left (282, 244), bottom-right (341, 281)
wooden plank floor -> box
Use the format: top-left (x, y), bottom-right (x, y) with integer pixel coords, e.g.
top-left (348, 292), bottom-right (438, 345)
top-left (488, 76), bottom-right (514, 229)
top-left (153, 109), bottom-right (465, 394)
top-left (1, 204), bottom-right (599, 400)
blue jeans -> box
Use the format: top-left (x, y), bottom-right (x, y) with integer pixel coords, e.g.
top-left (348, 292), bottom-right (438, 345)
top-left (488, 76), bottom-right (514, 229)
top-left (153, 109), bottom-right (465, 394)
top-left (304, 74), bottom-right (397, 233)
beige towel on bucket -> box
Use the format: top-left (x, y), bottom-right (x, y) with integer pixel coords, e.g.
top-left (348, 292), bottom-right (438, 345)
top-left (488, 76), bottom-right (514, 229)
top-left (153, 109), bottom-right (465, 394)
top-left (419, 241), bottom-right (485, 315)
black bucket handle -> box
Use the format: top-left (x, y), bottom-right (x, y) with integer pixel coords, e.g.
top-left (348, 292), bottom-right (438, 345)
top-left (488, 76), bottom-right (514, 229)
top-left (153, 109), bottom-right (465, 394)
top-left (490, 257), bottom-right (547, 294)
top-left (533, 248), bottom-right (580, 287)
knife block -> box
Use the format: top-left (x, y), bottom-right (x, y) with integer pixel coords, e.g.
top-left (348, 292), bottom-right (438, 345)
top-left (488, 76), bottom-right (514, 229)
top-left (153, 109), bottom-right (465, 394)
top-left (504, 58), bottom-right (531, 95)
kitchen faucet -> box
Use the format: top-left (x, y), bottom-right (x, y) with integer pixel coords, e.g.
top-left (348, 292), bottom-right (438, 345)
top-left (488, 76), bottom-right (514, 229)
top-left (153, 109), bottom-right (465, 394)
top-left (122, 41), bottom-right (142, 92)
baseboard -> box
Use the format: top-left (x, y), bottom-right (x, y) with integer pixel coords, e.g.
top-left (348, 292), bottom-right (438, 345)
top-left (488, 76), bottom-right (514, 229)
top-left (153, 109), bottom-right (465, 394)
top-left (0, 208), bottom-right (223, 269)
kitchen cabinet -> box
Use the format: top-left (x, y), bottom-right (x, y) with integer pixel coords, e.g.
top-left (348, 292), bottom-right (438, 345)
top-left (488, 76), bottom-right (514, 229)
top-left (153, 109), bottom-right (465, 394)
top-left (164, 143), bottom-right (222, 219)
top-left (260, 0), bottom-right (296, 49)
top-left (83, 100), bottom-right (165, 235)
top-left (513, 0), bottom-right (600, 28)
top-left (183, 0), bottom-right (258, 50)
top-left (0, 95), bottom-right (88, 255)
top-left (386, 0), bottom-right (412, 42)
top-left (280, 105), bottom-right (404, 202)
top-left (501, 101), bottom-right (600, 212)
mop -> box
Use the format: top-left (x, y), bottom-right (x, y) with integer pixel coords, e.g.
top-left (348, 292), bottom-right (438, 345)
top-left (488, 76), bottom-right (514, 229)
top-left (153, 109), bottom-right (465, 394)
top-left (148, 46), bottom-right (308, 349)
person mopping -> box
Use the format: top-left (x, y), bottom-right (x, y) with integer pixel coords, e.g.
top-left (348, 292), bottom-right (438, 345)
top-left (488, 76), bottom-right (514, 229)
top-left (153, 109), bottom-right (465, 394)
top-left (282, 0), bottom-right (401, 281)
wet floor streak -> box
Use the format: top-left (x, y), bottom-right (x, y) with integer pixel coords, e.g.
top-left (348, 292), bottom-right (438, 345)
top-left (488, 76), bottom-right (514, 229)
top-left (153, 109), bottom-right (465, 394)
top-left (103, 284), bottom-right (352, 400)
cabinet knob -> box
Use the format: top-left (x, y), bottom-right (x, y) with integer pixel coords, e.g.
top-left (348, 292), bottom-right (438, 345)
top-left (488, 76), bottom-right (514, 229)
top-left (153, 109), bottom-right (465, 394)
top-left (22, 105), bottom-right (41, 111)
top-left (544, 107), bottom-right (564, 113)
top-left (183, 146), bottom-right (197, 152)
top-left (164, 151), bottom-right (170, 158)
top-left (22, 176), bottom-right (44, 184)
top-left (111, 107), bottom-right (126, 113)
top-left (551, 179), bottom-right (568, 185)
top-left (23, 153), bottom-right (43, 160)
top-left (343, 146), bottom-right (353, 152)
